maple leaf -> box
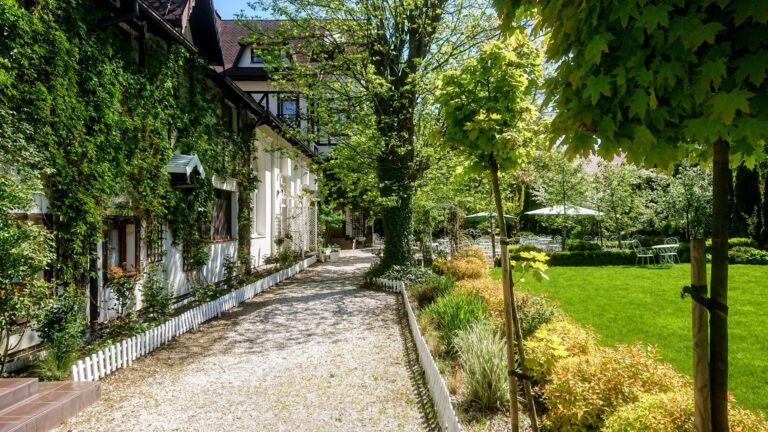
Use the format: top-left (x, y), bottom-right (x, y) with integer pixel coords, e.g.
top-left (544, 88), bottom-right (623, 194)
top-left (699, 58), bottom-right (727, 90)
top-left (584, 32), bottom-right (615, 64)
top-left (636, 5), bottom-right (672, 33)
top-left (584, 74), bottom-right (612, 105)
top-left (734, 53), bottom-right (768, 86)
top-left (709, 90), bottom-right (752, 125)
top-left (628, 90), bottom-right (648, 119)
top-left (681, 21), bottom-right (724, 51)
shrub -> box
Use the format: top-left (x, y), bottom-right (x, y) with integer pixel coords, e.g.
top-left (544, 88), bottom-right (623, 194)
top-left (411, 274), bottom-right (455, 308)
top-left (106, 267), bottom-right (138, 316)
top-left (264, 248), bottom-right (300, 269)
top-left (33, 285), bottom-right (86, 381)
top-left (141, 264), bottom-right (173, 323)
top-left (454, 321), bottom-right (509, 411)
top-left (524, 318), bottom-right (598, 382)
top-left (441, 257), bottom-right (488, 281)
top-left (432, 258), bottom-right (448, 275)
top-left (706, 237), bottom-right (758, 250)
top-left (191, 282), bottom-right (219, 305)
top-left (422, 289), bottom-right (489, 352)
top-left (603, 390), bottom-right (768, 432)
top-left (543, 344), bottom-right (688, 431)
top-left (452, 246), bottom-right (488, 262)
top-left (458, 279), bottom-right (558, 338)
top-left (566, 240), bottom-right (601, 252)
top-left (374, 265), bottom-right (432, 286)
top-left (729, 246), bottom-right (768, 265)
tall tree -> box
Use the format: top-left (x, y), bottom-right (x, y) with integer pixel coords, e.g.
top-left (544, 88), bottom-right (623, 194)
top-left (437, 36), bottom-right (543, 431)
top-left (497, 2), bottom-right (768, 430)
top-left (251, 0), bottom-right (498, 267)
top-left (592, 160), bottom-right (645, 243)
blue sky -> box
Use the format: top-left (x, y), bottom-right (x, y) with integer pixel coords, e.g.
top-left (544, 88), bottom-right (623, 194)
top-left (214, 0), bottom-right (271, 19)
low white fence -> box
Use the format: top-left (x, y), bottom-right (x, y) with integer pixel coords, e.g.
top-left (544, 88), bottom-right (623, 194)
top-left (71, 256), bottom-right (317, 382)
top-left (369, 277), bottom-right (462, 432)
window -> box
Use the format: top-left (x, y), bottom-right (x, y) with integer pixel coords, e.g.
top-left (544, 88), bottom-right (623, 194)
top-left (280, 97), bottom-right (298, 125)
top-left (212, 189), bottom-right (233, 241)
top-left (250, 48), bottom-right (265, 64)
top-left (146, 225), bottom-right (165, 263)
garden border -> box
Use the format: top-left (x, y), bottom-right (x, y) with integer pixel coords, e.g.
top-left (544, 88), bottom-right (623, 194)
top-left (369, 277), bottom-right (462, 432)
top-left (70, 256), bottom-right (317, 382)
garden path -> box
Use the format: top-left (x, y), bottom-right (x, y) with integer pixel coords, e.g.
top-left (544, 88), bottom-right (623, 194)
top-left (55, 250), bottom-right (437, 432)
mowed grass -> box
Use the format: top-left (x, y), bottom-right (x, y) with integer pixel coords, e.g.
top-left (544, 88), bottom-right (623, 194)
top-left (491, 264), bottom-right (768, 414)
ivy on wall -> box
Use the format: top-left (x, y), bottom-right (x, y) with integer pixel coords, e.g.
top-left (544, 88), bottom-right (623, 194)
top-left (0, 0), bottom-right (259, 285)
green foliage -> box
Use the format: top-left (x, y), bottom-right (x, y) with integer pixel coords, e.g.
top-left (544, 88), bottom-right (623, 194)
top-left (603, 391), bottom-right (768, 432)
top-left (370, 265), bottom-right (432, 287)
top-left (422, 290), bottom-right (489, 352)
top-left (524, 318), bottom-right (598, 383)
top-left (263, 248), bottom-right (301, 269)
top-left (729, 247), bottom-right (768, 265)
top-left (0, 0), bottom-right (253, 285)
top-left (191, 282), bottom-right (220, 306)
top-left (141, 264), bottom-right (173, 324)
top-left (734, 162), bottom-right (763, 239)
top-left (106, 267), bottom-right (138, 316)
top-left (454, 321), bottom-right (509, 411)
top-left (543, 344), bottom-right (688, 431)
top-left (32, 285), bottom-right (86, 381)
top-left (460, 278), bottom-right (559, 338)
top-left (437, 36), bottom-right (543, 173)
top-left (502, 0), bottom-right (768, 168)
top-left (0, 104), bottom-right (52, 374)
top-left (253, 0), bottom-right (498, 268)
top-left (223, 255), bottom-right (242, 292)
top-left (411, 274), bottom-right (456, 308)
top-left (592, 161), bottom-right (646, 241)
top-left (566, 240), bottom-right (601, 252)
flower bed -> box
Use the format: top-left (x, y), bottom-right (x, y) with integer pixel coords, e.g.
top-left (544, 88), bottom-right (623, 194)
top-left (373, 247), bottom-right (768, 431)
top-left (70, 256), bottom-right (317, 382)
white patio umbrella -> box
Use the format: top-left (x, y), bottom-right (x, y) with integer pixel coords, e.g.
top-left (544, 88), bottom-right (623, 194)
top-left (524, 205), bottom-right (602, 216)
top-left (524, 205), bottom-right (602, 249)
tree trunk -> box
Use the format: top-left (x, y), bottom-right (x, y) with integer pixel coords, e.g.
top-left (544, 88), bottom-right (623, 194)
top-left (710, 139), bottom-right (729, 432)
top-left (489, 156), bottom-right (539, 432)
top-left (374, 92), bottom-right (416, 268)
top-left (691, 240), bottom-right (712, 432)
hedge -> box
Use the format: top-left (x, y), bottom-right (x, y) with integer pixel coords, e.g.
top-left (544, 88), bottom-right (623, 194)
top-left (495, 245), bottom-right (691, 267)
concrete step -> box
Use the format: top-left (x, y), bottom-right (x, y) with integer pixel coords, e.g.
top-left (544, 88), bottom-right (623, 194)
top-left (0, 380), bottom-right (99, 432)
top-left (0, 380), bottom-right (37, 413)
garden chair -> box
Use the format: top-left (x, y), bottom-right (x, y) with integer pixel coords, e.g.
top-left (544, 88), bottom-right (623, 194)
top-left (632, 240), bottom-right (655, 265)
top-left (660, 237), bottom-right (680, 264)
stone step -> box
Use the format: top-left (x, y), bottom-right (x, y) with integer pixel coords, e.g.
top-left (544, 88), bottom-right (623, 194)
top-left (0, 380), bottom-right (100, 432)
top-left (0, 380), bottom-right (38, 413)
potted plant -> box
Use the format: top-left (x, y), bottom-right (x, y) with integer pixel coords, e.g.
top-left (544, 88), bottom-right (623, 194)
top-left (329, 245), bottom-right (341, 262)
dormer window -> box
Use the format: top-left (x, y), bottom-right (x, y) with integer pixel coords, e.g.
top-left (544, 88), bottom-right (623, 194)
top-left (250, 48), bottom-right (265, 65)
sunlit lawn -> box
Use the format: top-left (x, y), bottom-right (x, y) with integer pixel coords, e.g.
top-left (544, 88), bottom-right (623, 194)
top-left (491, 264), bottom-right (768, 414)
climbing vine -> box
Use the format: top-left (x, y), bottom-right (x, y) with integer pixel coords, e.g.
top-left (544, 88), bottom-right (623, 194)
top-left (0, 0), bottom-right (258, 285)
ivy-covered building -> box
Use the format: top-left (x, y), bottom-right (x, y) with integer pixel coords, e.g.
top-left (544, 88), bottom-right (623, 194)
top-left (2, 0), bottom-right (319, 358)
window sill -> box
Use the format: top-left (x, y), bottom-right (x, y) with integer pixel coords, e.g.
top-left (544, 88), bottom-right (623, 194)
top-left (252, 234), bottom-right (267, 239)
top-left (210, 238), bottom-right (237, 244)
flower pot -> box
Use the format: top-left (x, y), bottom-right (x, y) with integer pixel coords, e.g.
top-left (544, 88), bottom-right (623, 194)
top-left (330, 250), bottom-right (341, 262)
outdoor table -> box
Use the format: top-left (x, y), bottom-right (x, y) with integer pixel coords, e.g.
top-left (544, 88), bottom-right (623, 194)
top-left (652, 244), bottom-right (679, 264)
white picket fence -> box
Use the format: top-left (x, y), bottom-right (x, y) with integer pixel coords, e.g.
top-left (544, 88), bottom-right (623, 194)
top-left (369, 277), bottom-right (462, 432)
top-left (71, 256), bottom-right (317, 382)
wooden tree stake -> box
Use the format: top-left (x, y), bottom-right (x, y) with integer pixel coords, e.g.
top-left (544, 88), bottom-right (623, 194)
top-left (691, 239), bottom-right (712, 432)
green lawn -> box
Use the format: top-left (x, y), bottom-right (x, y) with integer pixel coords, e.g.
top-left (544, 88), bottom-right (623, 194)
top-left (491, 264), bottom-right (768, 414)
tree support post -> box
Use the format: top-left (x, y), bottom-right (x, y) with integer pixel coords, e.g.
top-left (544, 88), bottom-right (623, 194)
top-left (710, 139), bottom-right (729, 431)
top-left (690, 239), bottom-right (712, 432)
top-left (489, 156), bottom-right (538, 432)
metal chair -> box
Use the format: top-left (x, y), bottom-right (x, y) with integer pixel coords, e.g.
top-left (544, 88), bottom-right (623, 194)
top-left (661, 237), bottom-right (680, 264)
top-left (632, 240), bottom-right (655, 265)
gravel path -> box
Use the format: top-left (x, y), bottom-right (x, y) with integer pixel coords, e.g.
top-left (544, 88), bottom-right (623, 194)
top-left (56, 251), bottom-right (437, 432)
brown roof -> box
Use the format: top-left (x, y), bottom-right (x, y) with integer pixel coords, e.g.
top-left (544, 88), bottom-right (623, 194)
top-left (217, 19), bottom-right (312, 74)
top-left (144, 0), bottom-right (190, 27)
